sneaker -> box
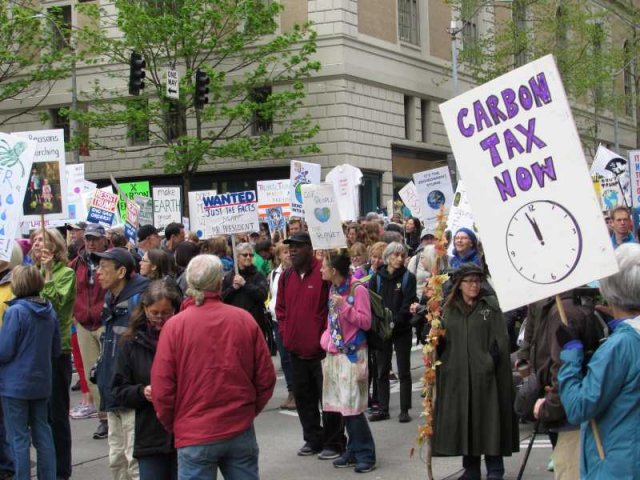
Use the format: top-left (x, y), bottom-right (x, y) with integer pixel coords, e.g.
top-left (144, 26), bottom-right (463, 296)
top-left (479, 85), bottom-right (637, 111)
top-left (70, 403), bottom-right (97, 419)
top-left (333, 453), bottom-right (356, 468)
top-left (297, 443), bottom-right (321, 456)
top-left (398, 410), bottom-right (412, 423)
top-left (547, 455), bottom-right (554, 472)
top-left (93, 420), bottom-right (108, 440)
top-left (317, 449), bottom-right (341, 460)
top-left (280, 392), bottom-right (296, 411)
top-left (368, 410), bottom-right (390, 422)
top-left (355, 462), bottom-right (376, 473)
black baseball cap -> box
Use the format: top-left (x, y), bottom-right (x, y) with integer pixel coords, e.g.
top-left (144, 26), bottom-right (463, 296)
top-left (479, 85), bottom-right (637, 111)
top-left (283, 232), bottom-right (312, 245)
top-left (138, 224), bottom-right (159, 242)
top-left (84, 223), bottom-right (106, 239)
top-left (91, 247), bottom-right (135, 274)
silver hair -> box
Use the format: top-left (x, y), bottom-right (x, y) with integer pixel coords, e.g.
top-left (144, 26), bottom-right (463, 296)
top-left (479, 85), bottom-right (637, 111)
top-left (365, 212), bottom-right (380, 221)
top-left (599, 243), bottom-right (640, 313)
top-left (421, 244), bottom-right (447, 273)
top-left (382, 231), bottom-right (403, 244)
top-left (185, 255), bottom-right (223, 306)
top-left (235, 242), bottom-right (253, 255)
top-left (382, 241), bottom-right (407, 263)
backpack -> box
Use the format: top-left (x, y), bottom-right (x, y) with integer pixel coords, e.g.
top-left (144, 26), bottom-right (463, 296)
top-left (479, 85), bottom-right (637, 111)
top-left (348, 271), bottom-right (410, 351)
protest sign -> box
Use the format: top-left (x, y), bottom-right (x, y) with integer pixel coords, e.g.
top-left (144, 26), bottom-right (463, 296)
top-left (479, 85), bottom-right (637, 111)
top-left (598, 177), bottom-right (625, 211)
top-left (398, 181), bottom-right (425, 220)
top-left (290, 160), bottom-right (321, 217)
top-left (134, 195), bottom-right (154, 226)
top-left (265, 206), bottom-right (286, 239)
top-left (301, 183), bottom-right (347, 250)
top-left (191, 190), bottom-right (259, 238)
top-left (413, 166), bottom-right (454, 229)
top-left (87, 189), bottom-right (119, 226)
top-left (445, 180), bottom-right (478, 255)
top-left (187, 190), bottom-right (217, 239)
top-left (14, 129), bottom-right (68, 221)
top-left (66, 164), bottom-right (85, 220)
top-left (0, 133), bottom-right (36, 261)
top-left (629, 150), bottom-right (640, 228)
top-left (124, 200), bottom-right (140, 243)
top-left (152, 186), bottom-right (181, 231)
top-left (257, 179), bottom-right (291, 219)
top-left (117, 181), bottom-right (151, 220)
top-left (591, 144), bottom-right (630, 207)
top-left (439, 54), bottom-right (618, 311)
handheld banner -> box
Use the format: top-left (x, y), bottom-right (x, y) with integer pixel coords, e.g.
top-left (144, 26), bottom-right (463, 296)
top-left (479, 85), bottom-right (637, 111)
top-left (629, 150), bottom-right (640, 228)
top-left (301, 183), bottom-right (347, 250)
top-left (591, 144), bottom-right (631, 207)
top-left (193, 190), bottom-right (259, 238)
top-left (398, 181), bottom-right (424, 220)
top-left (257, 179), bottom-right (291, 219)
top-left (290, 160), bottom-right (321, 217)
top-left (87, 190), bottom-right (119, 227)
top-left (124, 200), bottom-right (140, 243)
top-left (446, 181), bottom-right (478, 255)
top-left (14, 129), bottom-right (68, 221)
top-left (188, 190), bottom-right (217, 239)
top-left (413, 166), bottom-right (454, 228)
top-left (117, 181), bottom-right (150, 220)
top-left (134, 195), bottom-right (154, 226)
top-left (439, 54), bottom-right (618, 311)
top-left (152, 186), bottom-right (182, 231)
top-left (0, 133), bottom-right (36, 261)
top-left (265, 206), bottom-right (286, 239)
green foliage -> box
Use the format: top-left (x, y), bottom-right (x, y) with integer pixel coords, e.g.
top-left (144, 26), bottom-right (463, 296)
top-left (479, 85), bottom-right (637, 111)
top-left (0, 0), bottom-right (76, 125)
top-left (447, 0), bottom-right (628, 147)
top-left (73, 0), bottom-right (321, 179)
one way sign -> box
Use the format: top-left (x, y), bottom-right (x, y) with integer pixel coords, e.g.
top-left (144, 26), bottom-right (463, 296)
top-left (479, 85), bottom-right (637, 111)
top-left (166, 69), bottom-right (179, 99)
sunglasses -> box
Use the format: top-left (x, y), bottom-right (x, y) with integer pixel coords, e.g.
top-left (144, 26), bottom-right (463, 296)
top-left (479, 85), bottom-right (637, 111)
top-left (239, 253), bottom-right (254, 257)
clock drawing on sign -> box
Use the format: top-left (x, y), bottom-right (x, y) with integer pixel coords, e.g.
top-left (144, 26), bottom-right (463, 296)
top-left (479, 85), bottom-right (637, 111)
top-left (505, 200), bottom-right (583, 284)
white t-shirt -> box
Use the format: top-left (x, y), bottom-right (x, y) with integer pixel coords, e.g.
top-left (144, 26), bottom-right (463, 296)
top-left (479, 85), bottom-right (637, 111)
top-left (325, 164), bottom-right (363, 222)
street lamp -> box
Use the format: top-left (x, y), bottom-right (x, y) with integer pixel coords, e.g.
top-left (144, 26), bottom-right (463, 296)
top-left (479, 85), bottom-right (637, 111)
top-left (34, 12), bottom-right (80, 164)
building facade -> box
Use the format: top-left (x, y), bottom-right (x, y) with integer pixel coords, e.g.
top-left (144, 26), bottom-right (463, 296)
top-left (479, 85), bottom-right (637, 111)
top-left (1, 0), bottom-right (638, 215)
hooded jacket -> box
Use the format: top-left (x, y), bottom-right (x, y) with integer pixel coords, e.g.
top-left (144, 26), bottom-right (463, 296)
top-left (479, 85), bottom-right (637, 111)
top-left (96, 274), bottom-right (149, 411)
top-left (0, 297), bottom-right (61, 399)
top-left (559, 317), bottom-right (640, 480)
top-left (112, 326), bottom-right (173, 458)
top-left (0, 269), bottom-right (13, 329)
top-left (41, 261), bottom-right (76, 353)
top-left (221, 265), bottom-right (269, 326)
top-left (70, 250), bottom-right (107, 332)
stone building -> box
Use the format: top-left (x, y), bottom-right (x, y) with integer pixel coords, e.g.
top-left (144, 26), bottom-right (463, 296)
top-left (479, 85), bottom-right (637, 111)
top-left (1, 0), bottom-right (638, 215)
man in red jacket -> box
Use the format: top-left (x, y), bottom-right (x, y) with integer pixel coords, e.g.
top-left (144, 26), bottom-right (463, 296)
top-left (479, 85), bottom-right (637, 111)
top-left (68, 223), bottom-right (108, 439)
top-left (151, 254), bottom-right (275, 479)
top-left (276, 232), bottom-right (346, 459)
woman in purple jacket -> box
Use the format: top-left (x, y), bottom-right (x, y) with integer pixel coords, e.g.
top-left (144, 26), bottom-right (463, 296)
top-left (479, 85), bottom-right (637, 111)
top-left (320, 250), bottom-right (376, 473)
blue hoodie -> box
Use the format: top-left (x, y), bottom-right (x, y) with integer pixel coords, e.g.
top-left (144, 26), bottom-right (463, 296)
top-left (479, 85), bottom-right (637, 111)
top-left (0, 297), bottom-right (61, 399)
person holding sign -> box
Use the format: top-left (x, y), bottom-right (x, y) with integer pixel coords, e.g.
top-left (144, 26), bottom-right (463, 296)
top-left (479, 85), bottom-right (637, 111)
top-left (557, 243), bottom-right (640, 480)
top-left (320, 251), bottom-right (376, 473)
top-left (433, 264), bottom-right (518, 480)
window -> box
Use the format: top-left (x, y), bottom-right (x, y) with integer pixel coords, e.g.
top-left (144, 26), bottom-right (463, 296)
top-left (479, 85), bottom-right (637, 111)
top-left (48, 6), bottom-right (72, 51)
top-left (404, 96), bottom-right (416, 141)
top-left (165, 101), bottom-right (187, 143)
top-left (128, 98), bottom-right (150, 146)
top-left (624, 40), bottom-right (634, 117)
top-left (251, 87), bottom-right (273, 136)
top-left (462, 20), bottom-right (477, 51)
top-left (513, 0), bottom-right (527, 67)
top-left (398, 0), bottom-right (420, 45)
top-left (359, 172), bottom-right (381, 216)
top-left (421, 99), bottom-right (431, 143)
top-left (50, 107), bottom-right (70, 142)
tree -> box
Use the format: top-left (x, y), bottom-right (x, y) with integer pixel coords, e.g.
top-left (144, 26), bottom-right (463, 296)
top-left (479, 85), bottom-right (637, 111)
top-left (0, 1), bottom-right (76, 125)
top-left (447, 0), bottom-right (628, 155)
top-left (73, 0), bottom-right (320, 212)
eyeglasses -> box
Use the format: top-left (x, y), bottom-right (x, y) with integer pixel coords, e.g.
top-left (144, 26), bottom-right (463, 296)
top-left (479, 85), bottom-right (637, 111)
top-left (461, 279), bottom-right (481, 285)
top-left (239, 253), bottom-right (254, 257)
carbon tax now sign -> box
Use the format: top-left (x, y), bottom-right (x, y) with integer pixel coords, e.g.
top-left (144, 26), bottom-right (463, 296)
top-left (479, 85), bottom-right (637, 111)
top-left (439, 54), bottom-right (617, 311)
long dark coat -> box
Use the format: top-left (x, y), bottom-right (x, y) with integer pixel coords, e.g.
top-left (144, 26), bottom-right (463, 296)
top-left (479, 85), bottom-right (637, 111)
top-left (433, 294), bottom-right (519, 457)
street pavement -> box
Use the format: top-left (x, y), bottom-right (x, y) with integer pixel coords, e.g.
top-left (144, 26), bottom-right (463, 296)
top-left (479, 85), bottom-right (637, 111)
top-left (52, 347), bottom-right (556, 479)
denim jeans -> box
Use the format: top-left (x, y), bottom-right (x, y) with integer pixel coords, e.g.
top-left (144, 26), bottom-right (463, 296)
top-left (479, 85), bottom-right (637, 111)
top-left (177, 425), bottom-right (259, 480)
top-left (344, 414), bottom-right (376, 465)
top-left (1, 397), bottom-right (56, 480)
top-left (138, 453), bottom-right (177, 480)
top-left (376, 329), bottom-right (413, 412)
top-left (0, 399), bottom-right (14, 474)
top-left (273, 322), bottom-right (293, 392)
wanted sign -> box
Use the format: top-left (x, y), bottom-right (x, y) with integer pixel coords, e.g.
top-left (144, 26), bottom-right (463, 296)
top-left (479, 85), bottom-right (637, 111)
top-left (195, 190), bottom-right (259, 237)
top-left (439, 54), bottom-right (617, 311)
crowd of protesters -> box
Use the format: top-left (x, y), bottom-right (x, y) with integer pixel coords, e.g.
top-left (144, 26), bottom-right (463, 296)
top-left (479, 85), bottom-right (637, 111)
top-left (0, 203), bottom-right (638, 480)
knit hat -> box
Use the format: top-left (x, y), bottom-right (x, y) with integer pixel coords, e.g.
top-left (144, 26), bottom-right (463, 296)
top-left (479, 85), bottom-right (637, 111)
top-left (455, 227), bottom-right (477, 248)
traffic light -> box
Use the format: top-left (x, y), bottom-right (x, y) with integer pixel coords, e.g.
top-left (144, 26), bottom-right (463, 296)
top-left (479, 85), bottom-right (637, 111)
top-left (129, 52), bottom-right (145, 96)
top-left (194, 69), bottom-right (210, 109)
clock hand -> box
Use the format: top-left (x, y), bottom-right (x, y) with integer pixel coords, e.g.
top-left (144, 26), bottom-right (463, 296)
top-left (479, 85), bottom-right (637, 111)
top-left (525, 212), bottom-right (545, 246)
